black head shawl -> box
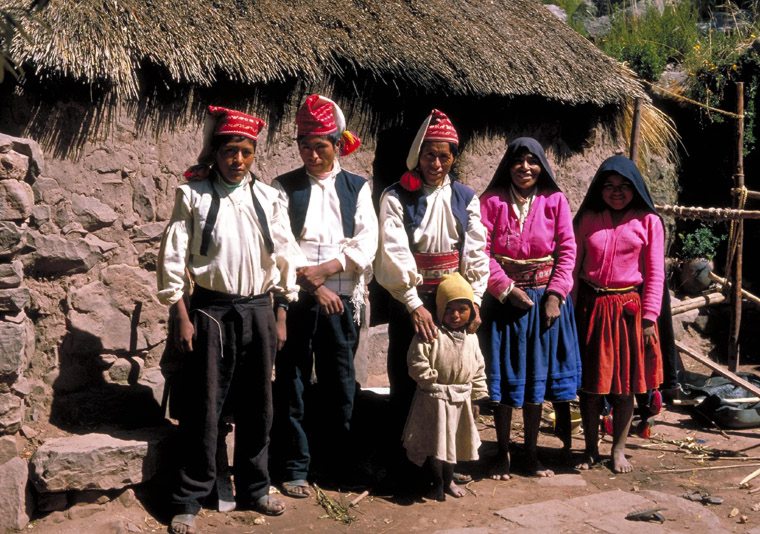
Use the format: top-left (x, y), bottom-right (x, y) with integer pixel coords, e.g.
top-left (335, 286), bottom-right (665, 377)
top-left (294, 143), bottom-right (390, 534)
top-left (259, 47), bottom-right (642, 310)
top-left (576, 155), bottom-right (681, 388)
top-left (574, 154), bottom-right (657, 220)
top-left (485, 137), bottom-right (561, 193)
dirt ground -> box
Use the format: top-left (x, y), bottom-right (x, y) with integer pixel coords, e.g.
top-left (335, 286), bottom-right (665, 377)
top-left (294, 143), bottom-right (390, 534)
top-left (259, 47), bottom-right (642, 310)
top-left (22, 336), bottom-right (760, 534)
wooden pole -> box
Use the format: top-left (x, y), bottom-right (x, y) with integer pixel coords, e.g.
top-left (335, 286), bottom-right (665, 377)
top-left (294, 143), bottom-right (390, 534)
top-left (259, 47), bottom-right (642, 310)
top-left (629, 97), bottom-right (643, 161)
top-left (676, 341), bottom-right (760, 397)
top-left (671, 292), bottom-right (726, 315)
top-left (708, 272), bottom-right (760, 307)
top-left (732, 188), bottom-right (760, 201)
top-left (728, 82), bottom-right (744, 371)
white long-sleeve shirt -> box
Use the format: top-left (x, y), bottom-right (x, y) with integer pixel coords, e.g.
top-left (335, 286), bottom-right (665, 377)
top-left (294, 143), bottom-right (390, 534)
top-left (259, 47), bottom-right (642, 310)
top-left (375, 176), bottom-right (489, 312)
top-left (272, 161), bottom-right (378, 298)
top-left (157, 173), bottom-right (305, 305)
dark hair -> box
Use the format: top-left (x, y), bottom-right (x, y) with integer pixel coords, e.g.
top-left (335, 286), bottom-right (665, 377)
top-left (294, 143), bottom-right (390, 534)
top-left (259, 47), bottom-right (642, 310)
top-left (296, 132), bottom-right (342, 146)
top-left (211, 135), bottom-right (257, 155)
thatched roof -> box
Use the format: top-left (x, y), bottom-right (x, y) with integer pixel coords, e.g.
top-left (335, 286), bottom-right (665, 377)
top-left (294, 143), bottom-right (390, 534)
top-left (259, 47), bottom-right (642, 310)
top-left (2, 0), bottom-right (644, 106)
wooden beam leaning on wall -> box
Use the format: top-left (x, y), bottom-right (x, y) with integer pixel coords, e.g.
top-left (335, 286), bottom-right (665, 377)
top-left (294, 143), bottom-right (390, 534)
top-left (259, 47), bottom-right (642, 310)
top-left (676, 341), bottom-right (760, 398)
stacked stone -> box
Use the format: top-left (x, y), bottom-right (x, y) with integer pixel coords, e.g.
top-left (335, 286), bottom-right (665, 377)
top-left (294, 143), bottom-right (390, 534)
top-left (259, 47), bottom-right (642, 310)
top-left (0, 132), bottom-right (175, 528)
top-left (0, 134), bottom-right (37, 529)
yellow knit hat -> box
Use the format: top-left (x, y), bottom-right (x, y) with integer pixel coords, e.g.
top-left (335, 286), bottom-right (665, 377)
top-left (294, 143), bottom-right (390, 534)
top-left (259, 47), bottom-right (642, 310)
top-left (435, 272), bottom-right (474, 323)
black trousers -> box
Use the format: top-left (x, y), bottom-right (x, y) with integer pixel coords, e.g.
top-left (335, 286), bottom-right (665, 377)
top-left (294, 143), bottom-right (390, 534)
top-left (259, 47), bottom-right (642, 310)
top-left (171, 288), bottom-right (276, 515)
top-left (272, 292), bottom-right (358, 481)
top-left (386, 293), bottom-right (437, 440)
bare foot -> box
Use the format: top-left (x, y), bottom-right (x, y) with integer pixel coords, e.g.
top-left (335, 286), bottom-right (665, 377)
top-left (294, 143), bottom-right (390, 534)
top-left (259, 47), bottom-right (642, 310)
top-left (575, 450), bottom-right (599, 471)
top-left (529, 462), bottom-right (554, 477)
top-left (490, 450), bottom-right (511, 480)
top-left (612, 450), bottom-right (633, 473)
top-left (170, 514), bottom-right (196, 534)
top-left (429, 485), bottom-right (446, 502)
top-left (446, 481), bottom-right (466, 498)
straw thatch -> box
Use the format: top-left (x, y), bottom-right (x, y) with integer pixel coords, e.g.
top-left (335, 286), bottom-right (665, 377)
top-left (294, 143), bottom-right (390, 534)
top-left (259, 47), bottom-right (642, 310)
top-left (2, 0), bottom-right (644, 105)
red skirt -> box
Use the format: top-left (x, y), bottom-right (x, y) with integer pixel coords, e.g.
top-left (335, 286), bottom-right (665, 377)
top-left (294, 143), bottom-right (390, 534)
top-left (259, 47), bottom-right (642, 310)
top-left (576, 284), bottom-right (663, 395)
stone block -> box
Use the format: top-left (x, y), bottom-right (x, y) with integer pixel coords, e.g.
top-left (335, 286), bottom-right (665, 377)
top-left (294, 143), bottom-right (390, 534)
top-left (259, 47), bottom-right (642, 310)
top-left (0, 221), bottom-right (25, 256)
top-left (138, 366), bottom-right (166, 408)
top-left (0, 133), bottom-right (45, 176)
top-left (30, 204), bottom-right (50, 225)
top-left (0, 457), bottom-right (31, 531)
top-left (0, 180), bottom-right (34, 220)
top-left (0, 320), bottom-right (27, 379)
top-left (31, 177), bottom-right (63, 205)
top-left (132, 222), bottom-right (166, 243)
top-left (0, 393), bottom-right (23, 434)
top-left (30, 428), bottom-right (171, 492)
top-left (0, 151), bottom-right (29, 181)
top-left (0, 260), bottom-right (23, 288)
top-left (0, 435), bottom-right (17, 464)
top-left (0, 287), bottom-right (30, 313)
top-left (71, 193), bottom-right (119, 231)
top-left (107, 357), bottom-right (144, 383)
top-left (24, 231), bottom-right (102, 275)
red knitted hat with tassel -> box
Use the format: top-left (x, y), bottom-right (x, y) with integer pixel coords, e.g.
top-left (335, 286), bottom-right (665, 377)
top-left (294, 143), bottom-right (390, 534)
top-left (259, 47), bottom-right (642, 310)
top-left (208, 105), bottom-right (265, 141)
top-left (296, 94), bottom-right (362, 156)
top-left (401, 109), bottom-right (459, 191)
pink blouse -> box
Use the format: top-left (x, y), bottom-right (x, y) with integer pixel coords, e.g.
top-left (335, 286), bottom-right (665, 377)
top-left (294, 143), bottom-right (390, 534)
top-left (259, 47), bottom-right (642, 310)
top-left (574, 209), bottom-right (665, 322)
top-left (480, 189), bottom-right (576, 299)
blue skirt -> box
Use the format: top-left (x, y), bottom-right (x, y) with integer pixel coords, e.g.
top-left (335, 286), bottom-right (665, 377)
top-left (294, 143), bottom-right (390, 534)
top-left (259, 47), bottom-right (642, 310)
top-left (479, 288), bottom-right (582, 407)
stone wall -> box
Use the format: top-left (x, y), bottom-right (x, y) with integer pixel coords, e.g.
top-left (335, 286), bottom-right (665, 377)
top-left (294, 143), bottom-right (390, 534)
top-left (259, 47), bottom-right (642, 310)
top-left (0, 103), bottom-right (679, 525)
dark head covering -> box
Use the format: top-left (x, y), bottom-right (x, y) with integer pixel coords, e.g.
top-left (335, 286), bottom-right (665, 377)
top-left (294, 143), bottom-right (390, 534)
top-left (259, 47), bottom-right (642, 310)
top-left (575, 155), bottom-right (656, 219)
top-left (576, 154), bottom-right (681, 389)
top-left (485, 137), bottom-right (561, 193)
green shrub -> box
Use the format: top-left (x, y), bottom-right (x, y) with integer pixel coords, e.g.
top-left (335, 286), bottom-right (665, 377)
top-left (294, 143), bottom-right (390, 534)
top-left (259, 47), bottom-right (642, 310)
top-left (677, 225), bottom-right (725, 260)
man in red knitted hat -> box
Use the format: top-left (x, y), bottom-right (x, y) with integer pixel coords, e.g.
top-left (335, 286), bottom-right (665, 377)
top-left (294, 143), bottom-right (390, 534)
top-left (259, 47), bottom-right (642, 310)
top-left (158, 106), bottom-right (305, 532)
top-left (270, 95), bottom-right (377, 497)
top-left (375, 109), bottom-right (489, 491)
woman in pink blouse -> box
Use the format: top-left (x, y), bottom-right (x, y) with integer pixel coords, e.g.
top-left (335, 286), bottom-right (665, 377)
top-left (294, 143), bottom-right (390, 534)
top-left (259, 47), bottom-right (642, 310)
top-left (573, 155), bottom-right (665, 474)
top-left (479, 137), bottom-right (581, 479)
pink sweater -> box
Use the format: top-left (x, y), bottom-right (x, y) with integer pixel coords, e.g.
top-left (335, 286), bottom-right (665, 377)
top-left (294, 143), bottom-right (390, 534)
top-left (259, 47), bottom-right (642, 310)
top-left (480, 189), bottom-right (576, 299)
top-left (574, 209), bottom-right (665, 322)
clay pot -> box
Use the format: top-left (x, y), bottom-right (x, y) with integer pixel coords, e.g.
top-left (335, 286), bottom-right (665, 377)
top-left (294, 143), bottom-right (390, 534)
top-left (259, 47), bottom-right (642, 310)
top-left (678, 258), bottom-right (714, 294)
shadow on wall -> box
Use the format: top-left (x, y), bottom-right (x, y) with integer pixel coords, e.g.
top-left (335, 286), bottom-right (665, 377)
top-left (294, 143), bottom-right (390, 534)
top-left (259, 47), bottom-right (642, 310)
top-left (50, 326), bottom-right (165, 432)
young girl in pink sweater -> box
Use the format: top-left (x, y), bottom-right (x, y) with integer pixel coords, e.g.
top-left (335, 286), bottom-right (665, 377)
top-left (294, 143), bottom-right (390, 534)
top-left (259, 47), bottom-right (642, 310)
top-left (573, 155), bottom-right (665, 474)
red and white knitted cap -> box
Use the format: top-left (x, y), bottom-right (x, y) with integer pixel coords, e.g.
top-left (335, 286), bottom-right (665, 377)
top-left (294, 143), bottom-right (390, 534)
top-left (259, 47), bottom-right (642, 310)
top-left (406, 109), bottom-right (459, 170)
top-left (296, 94), bottom-right (361, 156)
top-left (208, 105), bottom-right (265, 141)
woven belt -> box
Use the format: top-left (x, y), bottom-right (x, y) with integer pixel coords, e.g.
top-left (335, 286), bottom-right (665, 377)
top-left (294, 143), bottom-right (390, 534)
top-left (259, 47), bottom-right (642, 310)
top-left (495, 254), bottom-right (554, 288)
top-left (414, 250), bottom-right (460, 292)
top-left (583, 281), bottom-right (639, 294)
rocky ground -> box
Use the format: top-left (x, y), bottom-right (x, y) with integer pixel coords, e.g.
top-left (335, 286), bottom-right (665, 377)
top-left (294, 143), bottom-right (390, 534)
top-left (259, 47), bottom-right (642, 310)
top-left (16, 333), bottom-right (760, 534)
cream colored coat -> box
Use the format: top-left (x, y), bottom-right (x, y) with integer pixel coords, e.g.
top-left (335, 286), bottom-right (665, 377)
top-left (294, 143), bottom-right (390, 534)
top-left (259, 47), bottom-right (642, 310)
top-left (402, 328), bottom-right (488, 466)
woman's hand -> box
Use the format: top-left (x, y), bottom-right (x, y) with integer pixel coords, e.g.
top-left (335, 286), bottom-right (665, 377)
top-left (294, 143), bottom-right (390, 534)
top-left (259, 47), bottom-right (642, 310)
top-left (643, 319), bottom-right (657, 346)
top-left (314, 285), bottom-right (344, 315)
top-left (467, 302), bottom-right (482, 334)
top-left (275, 307), bottom-right (287, 351)
top-left (506, 287), bottom-right (534, 310)
top-left (411, 305), bottom-right (438, 342)
top-left (542, 293), bottom-right (561, 329)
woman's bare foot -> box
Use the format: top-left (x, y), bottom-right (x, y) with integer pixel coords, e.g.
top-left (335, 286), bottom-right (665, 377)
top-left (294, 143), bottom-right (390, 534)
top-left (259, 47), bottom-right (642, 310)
top-left (429, 485), bottom-right (446, 502)
top-left (446, 481), bottom-right (466, 498)
top-left (490, 450), bottom-right (511, 480)
top-left (575, 450), bottom-right (599, 470)
top-left (612, 450), bottom-right (633, 473)
top-left (528, 460), bottom-right (554, 477)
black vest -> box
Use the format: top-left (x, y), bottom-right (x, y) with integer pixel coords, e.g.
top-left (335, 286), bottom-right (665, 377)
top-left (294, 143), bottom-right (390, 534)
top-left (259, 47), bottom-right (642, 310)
top-left (276, 167), bottom-right (367, 238)
top-left (385, 180), bottom-right (475, 252)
